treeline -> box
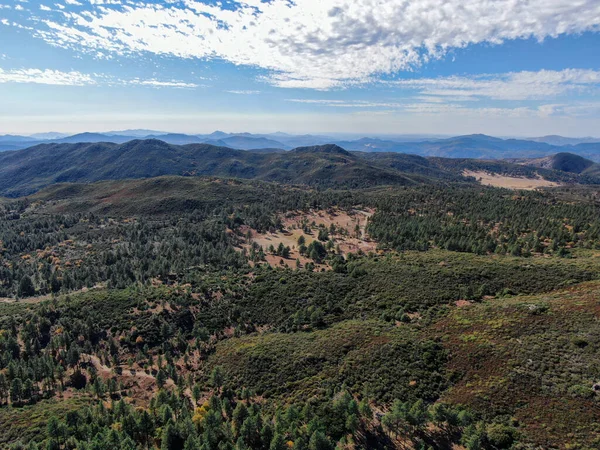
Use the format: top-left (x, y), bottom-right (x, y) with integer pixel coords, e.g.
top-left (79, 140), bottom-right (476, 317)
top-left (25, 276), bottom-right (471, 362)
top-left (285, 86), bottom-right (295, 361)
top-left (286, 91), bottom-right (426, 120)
top-left (5, 386), bottom-right (516, 450)
top-left (432, 158), bottom-right (592, 184)
top-left (0, 182), bottom-right (371, 298)
top-left (368, 186), bottom-right (600, 255)
top-left (0, 210), bottom-right (245, 298)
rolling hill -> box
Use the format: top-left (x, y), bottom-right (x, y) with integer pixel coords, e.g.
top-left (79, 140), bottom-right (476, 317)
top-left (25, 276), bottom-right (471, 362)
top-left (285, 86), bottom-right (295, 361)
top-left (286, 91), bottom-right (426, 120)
top-left (506, 152), bottom-right (600, 180)
top-left (515, 152), bottom-right (596, 173)
top-left (3, 138), bottom-right (600, 197)
top-left (2, 152), bottom-right (600, 449)
top-left (0, 135), bottom-right (35, 143)
top-left (206, 135), bottom-right (289, 150)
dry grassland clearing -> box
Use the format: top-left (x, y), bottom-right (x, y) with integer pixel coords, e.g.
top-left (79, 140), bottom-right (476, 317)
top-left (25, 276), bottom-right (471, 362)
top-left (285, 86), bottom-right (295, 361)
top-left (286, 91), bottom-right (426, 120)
top-left (240, 207), bottom-right (376, 268)
top-left (464, 170), bottom-right (561, 190)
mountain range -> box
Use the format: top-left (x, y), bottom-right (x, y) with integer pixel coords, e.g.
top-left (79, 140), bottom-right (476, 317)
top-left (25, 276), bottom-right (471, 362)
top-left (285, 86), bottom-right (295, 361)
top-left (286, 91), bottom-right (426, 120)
top-left (0, 141), bottom-right (450, 197)
top-left (2, 131), bottom-right (600, 161)
top-left (1, 138), bottom-right (599, 198)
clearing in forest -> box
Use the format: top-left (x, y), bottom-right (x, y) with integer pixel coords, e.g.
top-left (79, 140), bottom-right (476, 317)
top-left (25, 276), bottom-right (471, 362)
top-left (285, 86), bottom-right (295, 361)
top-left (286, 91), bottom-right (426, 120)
top-left (241, 208), bottom-right (376, 268)
top-left (464, 170), bottom-right (561, 190)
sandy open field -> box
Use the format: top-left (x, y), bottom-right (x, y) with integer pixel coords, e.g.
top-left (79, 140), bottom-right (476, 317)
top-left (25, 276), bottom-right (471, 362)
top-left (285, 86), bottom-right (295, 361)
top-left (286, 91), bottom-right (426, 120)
top-left (464, 170), bottom-right (561, 190)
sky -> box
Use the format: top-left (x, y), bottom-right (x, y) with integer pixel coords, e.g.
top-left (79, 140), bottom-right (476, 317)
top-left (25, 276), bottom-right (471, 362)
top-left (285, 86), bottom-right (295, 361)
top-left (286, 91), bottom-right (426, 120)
top-left (1, 0), bottom-right (599, 137)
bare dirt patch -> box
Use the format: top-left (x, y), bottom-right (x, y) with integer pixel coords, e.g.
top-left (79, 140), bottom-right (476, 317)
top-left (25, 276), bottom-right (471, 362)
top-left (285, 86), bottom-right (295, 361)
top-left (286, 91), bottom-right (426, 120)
top-left (464, 170), bottom-right (561, 190)
top-left (83, 354), bottom-right (173, 407)
top-left (454, 300), bottom-right (472, 308)
top-left (241, 208), bottom-right (376, 269)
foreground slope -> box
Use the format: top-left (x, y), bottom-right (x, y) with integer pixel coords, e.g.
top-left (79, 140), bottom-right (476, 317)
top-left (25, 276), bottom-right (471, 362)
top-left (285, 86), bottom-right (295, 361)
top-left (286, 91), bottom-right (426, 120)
top-left (434, 280), bottom-right (600, 448)
top-left (1, 251), bottom-right (600, 448)
top-left (1, 176), bottom-right (600, 449)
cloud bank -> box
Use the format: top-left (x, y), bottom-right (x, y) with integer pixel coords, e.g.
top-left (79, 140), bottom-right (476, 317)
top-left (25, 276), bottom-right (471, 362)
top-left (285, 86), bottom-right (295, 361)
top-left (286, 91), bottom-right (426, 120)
top-left (30, 0), bottom-right (600, 89)
top-left (393, 69), bottom-right (600, 101)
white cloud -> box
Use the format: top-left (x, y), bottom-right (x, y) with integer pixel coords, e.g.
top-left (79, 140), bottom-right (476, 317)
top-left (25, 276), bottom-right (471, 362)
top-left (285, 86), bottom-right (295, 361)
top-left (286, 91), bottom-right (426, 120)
top-left (288, 69), bottom-right (600, 116)
top-left (286, 97), bottom-right (541, 117)
top-left (0, 67), bottom-right (201, 88)
top-left (287, 99), bottom-right (405, 108)
top-left (286, 69), bottom-right (600, 121)
top-left (30, 0), bottom-right (600, 89)
top-left (39, 4), bottom-right (51, 11)
top-left (539, 102), bottom-right (600, 117)
top-left (226, 90), bottom-right (260, 95)
top-left (127, 79), bottom-right (200, 88)
top-left (0, 68), bottom-right (95, 86)
top-left (392, 69), bottom-right (600, 100)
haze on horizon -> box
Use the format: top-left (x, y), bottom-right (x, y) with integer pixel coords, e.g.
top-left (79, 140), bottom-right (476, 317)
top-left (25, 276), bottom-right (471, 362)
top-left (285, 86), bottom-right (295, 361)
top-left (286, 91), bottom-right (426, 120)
top-left (1, 0), bottom-right (599, 137)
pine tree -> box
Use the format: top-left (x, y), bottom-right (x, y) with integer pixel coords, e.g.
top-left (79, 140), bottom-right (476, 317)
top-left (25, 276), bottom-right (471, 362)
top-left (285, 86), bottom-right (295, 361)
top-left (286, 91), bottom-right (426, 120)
top-left (18, 275), bottom-right (35, 298)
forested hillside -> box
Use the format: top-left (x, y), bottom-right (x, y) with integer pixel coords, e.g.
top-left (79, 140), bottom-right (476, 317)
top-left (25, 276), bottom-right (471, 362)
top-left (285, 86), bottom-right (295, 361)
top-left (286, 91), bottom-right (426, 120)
top-left (0, 142), bottom-right (440, 197)
top-left (3, 139), bottom-right (600, 198)
top-left (1, 176), bottom-right (600, 449)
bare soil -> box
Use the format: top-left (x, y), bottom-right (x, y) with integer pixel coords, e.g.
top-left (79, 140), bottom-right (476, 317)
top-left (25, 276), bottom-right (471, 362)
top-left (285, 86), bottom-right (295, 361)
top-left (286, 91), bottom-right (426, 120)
top-left (464, 170), bottom-right (561, 190)
top-left (241, 208), bottom-right (376, 269)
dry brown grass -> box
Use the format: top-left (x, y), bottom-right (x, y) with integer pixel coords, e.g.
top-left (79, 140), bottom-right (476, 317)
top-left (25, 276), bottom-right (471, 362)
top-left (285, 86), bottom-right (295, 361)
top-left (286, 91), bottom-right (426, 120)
top-left (241, 208), bottom-right (376, 269)
top-left (464, 170), bottom-right (561, 190)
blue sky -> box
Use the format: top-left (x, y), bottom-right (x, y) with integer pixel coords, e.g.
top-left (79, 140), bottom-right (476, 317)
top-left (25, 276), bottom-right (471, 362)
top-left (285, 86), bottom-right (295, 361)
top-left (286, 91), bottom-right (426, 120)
top-left (1, 0), bottom-right (599, 136)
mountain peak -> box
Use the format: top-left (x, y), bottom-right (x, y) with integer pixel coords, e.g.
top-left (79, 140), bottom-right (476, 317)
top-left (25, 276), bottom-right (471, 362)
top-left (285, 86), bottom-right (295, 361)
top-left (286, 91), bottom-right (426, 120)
top-left (458, 134), bottom-right (503, 142)
top-left (291, 144), bottom-right (351, 155)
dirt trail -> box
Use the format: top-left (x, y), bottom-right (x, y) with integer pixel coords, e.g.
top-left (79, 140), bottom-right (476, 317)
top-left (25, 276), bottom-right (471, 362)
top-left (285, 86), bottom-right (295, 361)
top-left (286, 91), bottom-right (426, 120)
top-left (0, 284), bottom-right (105, 305)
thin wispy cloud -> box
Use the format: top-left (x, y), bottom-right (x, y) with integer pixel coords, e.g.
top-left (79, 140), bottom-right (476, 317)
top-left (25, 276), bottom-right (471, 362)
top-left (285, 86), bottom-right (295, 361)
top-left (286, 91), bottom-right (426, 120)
top-left (288, 97), bottom-right (555, 118)
top-left (0, 68), bottom-right (95, 86)
top-left (226, 90), bottom-right (260, 95)
top-left (26, 0), bottom-right (600, 89)
top-left (287, 99), bottom-right (405, 108)
top-left (393, 69), bottom-right (600, 101)
top-left (0, 66), bottom-right (202, 88)
top-left (127, 79), bottom-right (200, 89)
top-left (288, 69), bottom-right (600, 118)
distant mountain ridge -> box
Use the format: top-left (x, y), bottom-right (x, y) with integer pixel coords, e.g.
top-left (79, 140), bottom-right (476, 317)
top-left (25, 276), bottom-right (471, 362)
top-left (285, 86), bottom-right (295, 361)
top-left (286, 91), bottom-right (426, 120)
top-left (2, 131), bottom-right (600, 161)
top-left (0, 140), bottom-right (452, 197)
top-left (528, 135), bottom-right (600, 146)
top-left (2, 138), bottom-right (600, 198)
